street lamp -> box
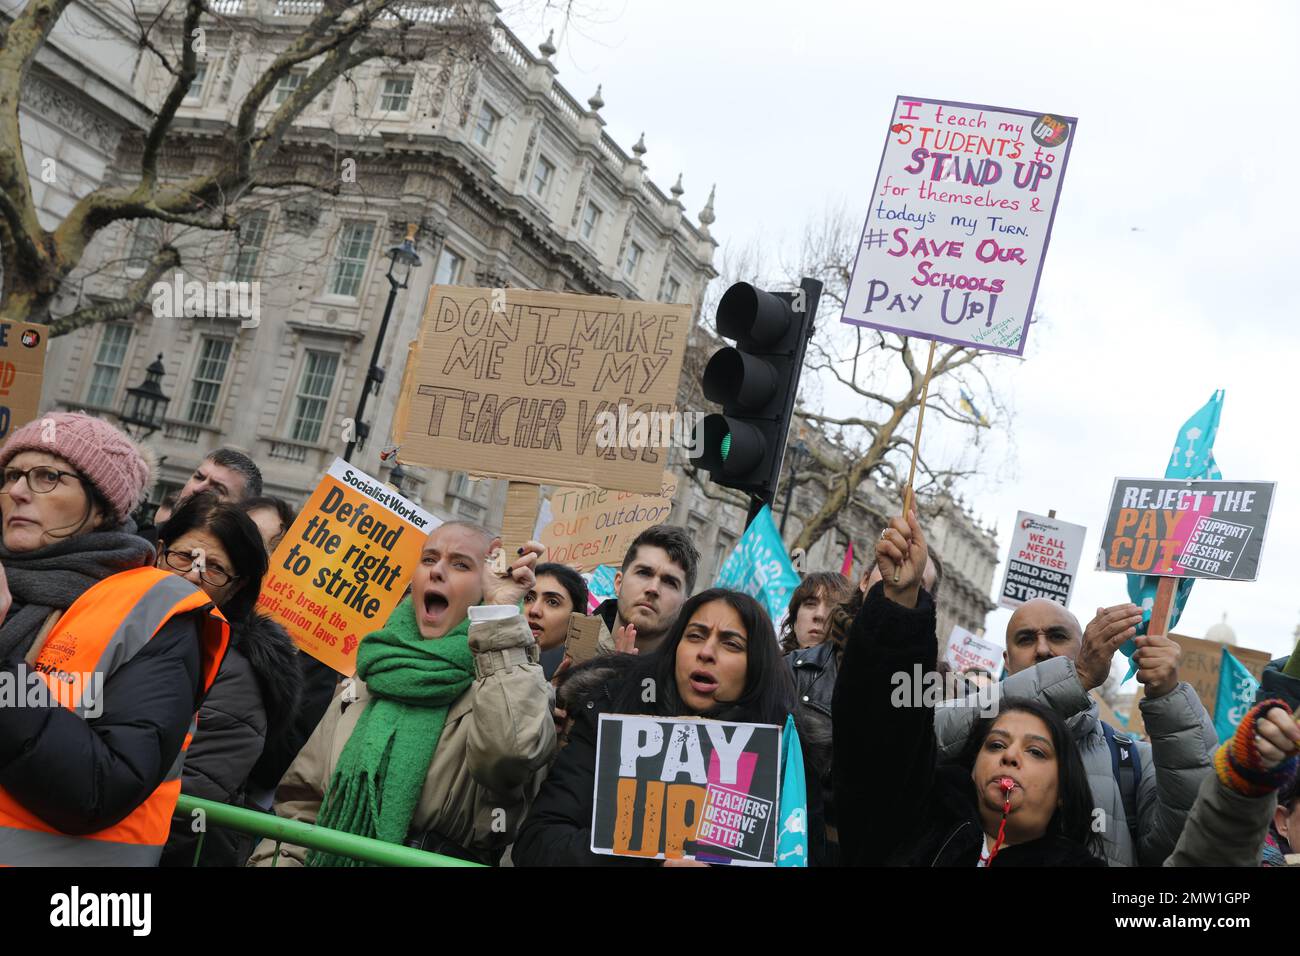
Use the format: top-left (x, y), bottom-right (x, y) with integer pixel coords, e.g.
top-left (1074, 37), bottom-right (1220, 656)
top-left (120, 353), bottom-right (171, 439)
top-left (343, 222), bottom-right (422, 462)
top-left (779, 439), bottom-right (810, 538)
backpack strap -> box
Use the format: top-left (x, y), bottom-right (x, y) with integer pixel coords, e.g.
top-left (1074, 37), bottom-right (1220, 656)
top-left (1102, 721), bottom-right (1142, 849)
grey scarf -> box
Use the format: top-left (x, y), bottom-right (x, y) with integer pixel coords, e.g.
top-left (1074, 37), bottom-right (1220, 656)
top-left (0, 520), bottom-right (155, 661)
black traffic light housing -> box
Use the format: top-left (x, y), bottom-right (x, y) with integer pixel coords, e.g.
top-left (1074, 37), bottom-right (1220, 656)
top-left (697, 277), bottom-right (822, 522)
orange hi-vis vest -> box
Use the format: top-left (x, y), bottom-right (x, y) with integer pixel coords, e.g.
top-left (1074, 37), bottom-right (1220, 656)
top-left (0, 567), bottom-right (229, 865)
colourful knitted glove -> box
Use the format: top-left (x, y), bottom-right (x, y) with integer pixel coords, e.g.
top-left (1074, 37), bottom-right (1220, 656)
top-left (1215, 699), bottom-right (1300, 797)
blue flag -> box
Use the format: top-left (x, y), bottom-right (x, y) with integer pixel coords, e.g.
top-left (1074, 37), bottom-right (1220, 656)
top-left (714, 505), bottom-right (800, 628)
top-left (1214, 648), bottom-right (1260, 743)
top-left (585, 565), bottom-right (618, 611)
top-left (776, 714), bottom-right (808, 867)
top-left (1120, 390), bottom-right (1224, 679)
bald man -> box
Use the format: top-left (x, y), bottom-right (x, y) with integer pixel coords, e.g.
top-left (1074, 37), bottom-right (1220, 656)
top-left (933, 597), bottom-right (1216, 867)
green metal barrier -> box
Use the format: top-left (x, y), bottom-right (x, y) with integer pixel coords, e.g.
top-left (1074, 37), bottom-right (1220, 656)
top-left (175, 794), bottom-right (483, 868)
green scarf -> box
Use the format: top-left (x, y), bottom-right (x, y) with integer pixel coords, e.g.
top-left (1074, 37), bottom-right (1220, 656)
top-left (307, 596), bottom-right (475, 867)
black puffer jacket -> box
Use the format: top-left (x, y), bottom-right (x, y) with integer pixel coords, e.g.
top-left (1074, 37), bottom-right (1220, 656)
top-left (788, 642), bottom-right (837, 863)
top-left (832, 584), bottom-right (1104, 868)
top-left (161, 613), bottom-right (302, 867)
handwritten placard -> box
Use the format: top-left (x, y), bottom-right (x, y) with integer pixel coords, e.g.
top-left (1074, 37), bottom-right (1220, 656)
top-left (843, 97), bottom-right (1076, 354)
top-left (395, 286), bottom-right (690, 494)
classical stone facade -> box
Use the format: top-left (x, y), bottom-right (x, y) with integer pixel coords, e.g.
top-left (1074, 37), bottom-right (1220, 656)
top-left (38, 0), bottom-right (718, 519)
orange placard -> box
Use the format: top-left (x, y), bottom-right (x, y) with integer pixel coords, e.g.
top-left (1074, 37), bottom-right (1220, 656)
top-left (257, 458), bottom-right (440, 675)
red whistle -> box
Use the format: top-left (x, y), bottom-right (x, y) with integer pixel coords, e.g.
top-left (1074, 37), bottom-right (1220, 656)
top-left (998, 777), bottom-right (1016, 792)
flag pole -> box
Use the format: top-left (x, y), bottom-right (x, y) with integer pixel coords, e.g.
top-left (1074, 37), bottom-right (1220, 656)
top-left (895, 339), bottom-right (937, 584)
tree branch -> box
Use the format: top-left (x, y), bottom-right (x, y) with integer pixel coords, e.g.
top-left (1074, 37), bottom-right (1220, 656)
top-left (48, 243), bottom-right (182, 336)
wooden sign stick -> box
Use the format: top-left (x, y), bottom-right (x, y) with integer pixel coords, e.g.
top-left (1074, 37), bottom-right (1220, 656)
top-left (1147, 575), bottom-right (1178, 638)
top-left (895, 339), bottom-right (937, 584)
top-left (498, 480), bottom-right (541, 573)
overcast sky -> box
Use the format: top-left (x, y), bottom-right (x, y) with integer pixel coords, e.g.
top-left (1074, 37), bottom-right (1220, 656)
top-left (507, 0), bottom-right (1300, 663)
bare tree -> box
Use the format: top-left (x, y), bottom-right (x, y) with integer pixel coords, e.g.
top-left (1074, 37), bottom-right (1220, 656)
top-left (0, 0), bottom-right (545, 331)
top-left (781, 202), bottom-right (1013, 553)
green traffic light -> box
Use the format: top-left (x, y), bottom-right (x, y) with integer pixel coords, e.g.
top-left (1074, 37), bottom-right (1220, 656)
top-left (720, 431), bottom-right (731, 461)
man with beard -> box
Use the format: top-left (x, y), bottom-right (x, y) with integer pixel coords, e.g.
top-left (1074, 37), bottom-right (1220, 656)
top-left (594, 525), bottom-right (699, 656)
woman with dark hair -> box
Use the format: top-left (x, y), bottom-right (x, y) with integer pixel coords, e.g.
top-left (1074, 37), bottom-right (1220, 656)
top-left (781, 571), bottom-right (851, 654)
top-left (512, 588), bottom-right (796, 866)
top-left (155, 492), bottom-right (302, 866)
top-left (526, 562), bottom-right (588, 680)
top-left (833, 509), bottom-right (1104, 867)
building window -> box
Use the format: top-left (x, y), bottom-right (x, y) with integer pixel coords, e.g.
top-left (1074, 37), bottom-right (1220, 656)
top-left (472, 102), bottom-right (499, 148)
top-left (448, 472), bottom-right (487, 521)
top-left (230, 209), bottom-right (269, 282)
top-left (530, 156), bottom-right (554, 199)
top-left (290, 350), bottom-right (339, 444)
top-left (182, 61), bottom-right (209, 104)
top-left (272, 70), bottom-right (305, 106)
top-left (127, 218), bottom-right (161, 269)
top-left (328, 220), bottom-right (375, 298)
top-left (580, 201), bottom-right (602, 242)
top-left (665, 276), bottom-right (681, 303)
top-left (624, 242), bottom-right (643, 279)
top-left (716, 529), bottom-right (737, 561)
top-left (185, 337), bottom-right (234, 425)
top-left (378, 75), bottom-right (413, 113)
top-left (85, 323), bottom-right (133, 407)
top-left (433, 247), bottom-right (464, 286)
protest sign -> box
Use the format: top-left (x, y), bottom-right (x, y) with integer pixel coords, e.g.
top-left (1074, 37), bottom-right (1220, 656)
top-left (591, 715), bottom-right (781, 865)
top-left (539, 470), bottom-right (678, 572)
top-left (943, 625), bottom-right (1002, 676)
top-left (257, 458), bottom-right (439, 675)
top-left (395, 286), bottom-right (691, 494)
top-left (998, 511), bottom-right (1087, 609)
top-left (0, 321), bottom-right (48, 442)
top-left (714, 505), bottom-right (800, 628)
top-left (585, 565), bottom-right (617, 612)
top-left (1099, 479), bottom-right (1275, 581)
top-left (1167, 632), bottom-right (1271, 718)
top-left (843, 97), bottom-right (1076, 355)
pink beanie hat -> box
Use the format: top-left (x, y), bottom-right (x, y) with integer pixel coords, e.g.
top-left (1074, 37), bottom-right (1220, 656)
top-left (0, 412), bottom-right (153, 524)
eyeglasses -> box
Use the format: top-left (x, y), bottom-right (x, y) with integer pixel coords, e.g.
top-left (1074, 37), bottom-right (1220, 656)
top-left (160, 549), bottom-right (239, 587)
top-left (0, 466), bottom-right (84, 495)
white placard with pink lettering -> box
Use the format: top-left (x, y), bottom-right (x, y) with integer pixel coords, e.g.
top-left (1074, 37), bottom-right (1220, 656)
top-left (998, 510), bottom-right (1088, 610)
top-left (843, 96), bottom-right (1076, 355)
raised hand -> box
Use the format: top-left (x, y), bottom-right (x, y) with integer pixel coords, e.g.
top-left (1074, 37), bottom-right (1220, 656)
top-left (1076, 604), bottom-right (1144, 690)
top-left (482, 539), bottom-right (545, 607)
top-left (614, 622), bottom-right (639, 655)
top-left (876, 509), bottom-right (927, 609)
top-left (1255, 707), bottom-right (1300, 770)
top-left (1134, 629), bottom-right (1182, 699)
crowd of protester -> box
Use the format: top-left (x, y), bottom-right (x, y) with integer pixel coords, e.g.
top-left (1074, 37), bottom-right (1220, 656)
top-left (0, 410), bottom-right (1297, 867)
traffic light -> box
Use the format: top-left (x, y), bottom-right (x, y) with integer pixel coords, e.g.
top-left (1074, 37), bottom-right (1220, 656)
top-left (696, 277), bottom-right (822, 517)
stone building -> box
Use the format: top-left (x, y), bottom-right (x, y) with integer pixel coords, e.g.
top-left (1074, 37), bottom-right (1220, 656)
top-left (3, 0), bottom-right (152, 232)
top-left (38, 0), bottom-right (718, 518)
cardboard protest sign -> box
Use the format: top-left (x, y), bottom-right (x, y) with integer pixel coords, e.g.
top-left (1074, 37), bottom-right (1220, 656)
top-left (592, 715), bottom-right (781, 865)
top-left (943, 625), bottom-right (1002, 676)
top-left (1167, 632), bottom-right (1271, 718)
top-left (564, 613), bottom-right (603, 665)
top-left (998, 511), bottom-right (1087, 609)
top-left (539, 470), bottom-right (678, 572)
top-left (843, 97), bottom-right (1075, 354)
top-left (395, 286), bottom-right (691, 494)
top-left (257, 458), bottom-right (439, 675)
top-left (714, 504), bottom-right (800, 628)
top-left (1099, 479), bottom-right (1275, 581)
top-left (0, 322), bottom-right (48, 442)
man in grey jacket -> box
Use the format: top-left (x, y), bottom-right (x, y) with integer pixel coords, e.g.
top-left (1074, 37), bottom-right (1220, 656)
top-left (934, 598), bottom-right (1217, 866)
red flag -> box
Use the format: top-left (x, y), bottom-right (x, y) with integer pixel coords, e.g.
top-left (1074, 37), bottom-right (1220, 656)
top-left (840, 541), bottom-right (854, 577)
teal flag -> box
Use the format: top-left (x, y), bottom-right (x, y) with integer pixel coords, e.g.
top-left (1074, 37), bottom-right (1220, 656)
top-left (1214, 647), bottom-right (1260, 742)
top-left (776, 714), bottom-right (808, 867)
top-left (1121, 390), bottom-right (1224, 679)
top-left (714, 505), bottom-right (800, 628)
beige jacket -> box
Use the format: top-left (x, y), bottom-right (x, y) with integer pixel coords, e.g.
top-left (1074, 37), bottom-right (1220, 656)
top-left (249, 610), bottom-right (555, 866)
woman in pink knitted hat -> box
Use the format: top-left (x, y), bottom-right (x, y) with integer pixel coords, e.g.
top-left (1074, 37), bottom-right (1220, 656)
top-left (0, 412), bottom-right (230, 864)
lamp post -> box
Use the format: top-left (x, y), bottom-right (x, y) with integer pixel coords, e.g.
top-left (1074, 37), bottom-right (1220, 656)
top-left (343, 223), bottom-right (422, 463)
top-left (120, 353), bottom-right (171, 440)
top-left (779, 439), bottom-right (809, 538)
